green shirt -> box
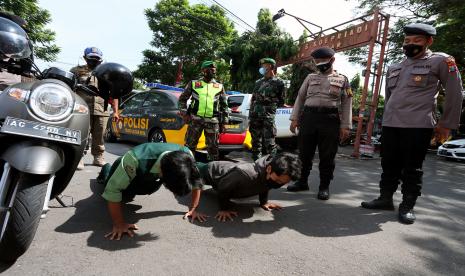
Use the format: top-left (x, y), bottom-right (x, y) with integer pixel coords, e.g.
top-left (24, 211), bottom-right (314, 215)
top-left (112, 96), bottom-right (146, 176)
top-left (102, 143), bottom-right (196, 202)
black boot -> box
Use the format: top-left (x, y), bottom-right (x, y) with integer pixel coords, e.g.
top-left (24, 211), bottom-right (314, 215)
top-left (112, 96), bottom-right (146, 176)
top-left (361, 193), bottom-right (394, 210)
top-left (317, 189), bottom-right (329, 200)
top-left (287, 180), bottom-right (309, 192)
top-left (398, 195), bottom-right (417, 224)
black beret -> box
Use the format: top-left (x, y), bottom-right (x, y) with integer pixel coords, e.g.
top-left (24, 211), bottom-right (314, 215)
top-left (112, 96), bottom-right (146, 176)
top-left (310, 47), bottom-right (335, 59)
top-left (403, 23), bottom-right (436, 37)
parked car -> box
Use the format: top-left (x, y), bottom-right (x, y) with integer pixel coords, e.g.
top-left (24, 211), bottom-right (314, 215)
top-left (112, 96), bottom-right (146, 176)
top-left (105, 89), bottom-right (252, 154)
top-left (226, 93), bottom-right (295, 138)
top-left (437, 139), bottom-right (465, 161)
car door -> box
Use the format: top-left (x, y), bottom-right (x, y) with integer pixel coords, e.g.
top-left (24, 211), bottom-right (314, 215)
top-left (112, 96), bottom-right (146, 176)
top-left (118, 92), bottom-right (148, 141)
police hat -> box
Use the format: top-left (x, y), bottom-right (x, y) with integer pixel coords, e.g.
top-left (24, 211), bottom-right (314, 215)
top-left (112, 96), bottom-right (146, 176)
top-left (310, 47), bottom-right (335, 59)
top-left (259, 58), bottom-right (276, 65)
top-left (201, 60), bottom-right (216, 69)
top-left (84, 47), bottom-right (103, 60)
top-left (403, 23), bottom-right (436, 37)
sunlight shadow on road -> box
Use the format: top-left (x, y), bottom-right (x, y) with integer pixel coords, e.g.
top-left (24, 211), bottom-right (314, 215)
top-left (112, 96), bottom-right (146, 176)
top-left (54, 180), bottom-right (183, 251)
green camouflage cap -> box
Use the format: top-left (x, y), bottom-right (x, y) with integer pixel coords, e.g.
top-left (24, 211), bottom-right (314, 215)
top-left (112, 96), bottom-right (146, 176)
top-left (259, 58), bottom-right (276, 65)
top-left (201, 60), bottom-right (216, 69)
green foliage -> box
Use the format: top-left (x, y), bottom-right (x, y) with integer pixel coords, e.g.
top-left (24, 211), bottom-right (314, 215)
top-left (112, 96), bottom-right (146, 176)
top-left (350, 73), bottom-right (385, 118)
top-left (134, 0), bottom-right (236, 87)
top-left (224, 8), bottom-right (299, 93)
top-left (0, 0), bottom-right (59, 61)
top-left (133, 79), bottom-right (149, 91)
top-left (285, 62), bottom-right (317, 104)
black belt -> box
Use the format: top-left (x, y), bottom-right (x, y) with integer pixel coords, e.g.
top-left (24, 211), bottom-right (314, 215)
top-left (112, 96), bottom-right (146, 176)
top-left (303, 106), bottom-right (338, 114)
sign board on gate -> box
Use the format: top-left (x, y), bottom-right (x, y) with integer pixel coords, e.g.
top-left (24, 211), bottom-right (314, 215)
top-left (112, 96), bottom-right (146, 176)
top-left (280, 20), bottom-right (374, 66)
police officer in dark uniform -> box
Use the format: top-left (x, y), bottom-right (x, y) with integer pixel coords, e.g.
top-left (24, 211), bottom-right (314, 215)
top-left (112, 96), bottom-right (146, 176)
top-left (361, 23), bottom-right (463, 224)
top-left (287, 47), bottom-right (352, 200)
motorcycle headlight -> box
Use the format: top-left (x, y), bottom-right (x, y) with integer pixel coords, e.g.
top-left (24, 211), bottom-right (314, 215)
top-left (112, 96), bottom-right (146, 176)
top-left (29, 83), bottom-right (74, 121)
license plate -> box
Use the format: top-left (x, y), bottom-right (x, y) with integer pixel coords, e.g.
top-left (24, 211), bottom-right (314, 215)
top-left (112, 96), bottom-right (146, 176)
top-left (439, 150), bottom-right (447, 155)
top-left (0, 117), bottom-right (81, 145)
top-left (224, 124), bottom-right (240, 129)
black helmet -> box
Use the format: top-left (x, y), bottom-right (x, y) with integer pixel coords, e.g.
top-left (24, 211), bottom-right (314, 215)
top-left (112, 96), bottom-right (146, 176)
top-left (0, 16), bottom-right (32, 59)
top-left (93, 62), bottom-right (133, 100)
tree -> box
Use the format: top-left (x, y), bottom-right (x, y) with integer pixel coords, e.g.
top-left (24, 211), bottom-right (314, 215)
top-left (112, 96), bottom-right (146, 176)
top-left (224, 8), bottom-right (299, 93)
top-left (345, 0), bottom-right (465, 82)
top-left (134, 0), bottom-right (236, 87)
top-left (350, 73), bottom-right (385, 119)
top-left (0, 0), bottom-right (59, 61)
top-left (278, 30), bottom-right (318, 104)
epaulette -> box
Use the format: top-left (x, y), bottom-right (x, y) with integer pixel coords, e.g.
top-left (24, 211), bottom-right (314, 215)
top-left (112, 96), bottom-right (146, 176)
top-left (432, 52), bottom-right (451, 58)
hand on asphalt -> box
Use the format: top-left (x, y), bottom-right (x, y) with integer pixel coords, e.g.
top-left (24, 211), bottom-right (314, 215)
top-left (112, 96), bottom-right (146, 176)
top-left (183, 210), bottom-right (208, 223)
top-left (104, 223), bottom-right (139, 240)
top-left (215, 210), bottom-right (238, 222)
top-left (261, 202), bottom-right (283, 211)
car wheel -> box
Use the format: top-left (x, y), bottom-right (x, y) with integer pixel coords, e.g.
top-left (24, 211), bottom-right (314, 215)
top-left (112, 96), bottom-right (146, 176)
top-left (104, 126), bottom-right (117, 142)
top-left (148, 129), bottom-right (166, 143)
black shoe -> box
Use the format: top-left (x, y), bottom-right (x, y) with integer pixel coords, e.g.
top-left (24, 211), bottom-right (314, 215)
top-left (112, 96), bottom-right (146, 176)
top-left (287, 181), bottom-right (309, 192)
top-left (317, 189), bottom-right (329, 200)
top-left (361, 197), bottom-right (394, 210)
top-left (398, 207), bottom-right (416, 224)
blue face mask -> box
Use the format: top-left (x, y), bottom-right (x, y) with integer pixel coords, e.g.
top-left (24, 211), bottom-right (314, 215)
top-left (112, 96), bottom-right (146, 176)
top-left (259, 67), bottom-right (267, 76)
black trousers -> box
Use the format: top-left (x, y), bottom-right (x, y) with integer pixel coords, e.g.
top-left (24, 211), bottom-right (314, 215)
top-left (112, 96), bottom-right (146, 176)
top-left (298, 109), bottom-right (340, 189)
top-left (379, 126), bottom-right (433, 197)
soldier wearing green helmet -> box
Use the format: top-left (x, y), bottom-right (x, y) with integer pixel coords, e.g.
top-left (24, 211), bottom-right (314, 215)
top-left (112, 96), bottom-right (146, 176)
top-left (249, 57), bottom-right (285, 161)
top-left (178, 60), bottom-right (229, 161)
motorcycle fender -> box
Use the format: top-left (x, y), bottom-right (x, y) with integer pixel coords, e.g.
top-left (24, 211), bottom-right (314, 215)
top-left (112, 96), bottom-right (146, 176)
top-left (1, 142), bottom-right (65, 175)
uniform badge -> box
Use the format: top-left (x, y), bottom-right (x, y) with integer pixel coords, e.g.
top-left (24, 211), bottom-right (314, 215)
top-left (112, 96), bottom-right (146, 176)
top-left (414, 75), bottom-right (422, 82)
top-left (124, 165), bottom-right (136, 179)
top-left (194, 81), bottom-right (203, 88)
top-left (346, 88), bottom-right (353, 97)
top-left (445, 57), bottom-right (458, 73)
top-left (213, 83), bottom-right (220, 88)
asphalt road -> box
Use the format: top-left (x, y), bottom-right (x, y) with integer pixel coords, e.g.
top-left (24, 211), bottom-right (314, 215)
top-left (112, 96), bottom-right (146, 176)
top-left (1, 143), bottom-right (464, 275)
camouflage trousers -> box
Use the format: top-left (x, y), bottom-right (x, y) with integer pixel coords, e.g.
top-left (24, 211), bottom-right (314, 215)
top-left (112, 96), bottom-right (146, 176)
top-left (249, 117), bottom-right (277, 161)
top-left (84, 115), bottom-right (109, 157)
top-left (185, 117), bottom-right (220, 161)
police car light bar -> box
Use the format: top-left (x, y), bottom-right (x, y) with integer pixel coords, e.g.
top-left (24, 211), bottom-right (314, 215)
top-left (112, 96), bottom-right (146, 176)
top-left (145, 82), bottom-right (184, 92)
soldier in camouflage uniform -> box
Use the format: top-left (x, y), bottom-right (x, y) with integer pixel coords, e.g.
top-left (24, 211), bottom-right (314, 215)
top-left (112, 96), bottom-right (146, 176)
top-left (178, 61), bottom-right (229, 161)
top-left (249, 58), bottom-right (285, 161)
top-left (71, 47), bottom-right (118, 169)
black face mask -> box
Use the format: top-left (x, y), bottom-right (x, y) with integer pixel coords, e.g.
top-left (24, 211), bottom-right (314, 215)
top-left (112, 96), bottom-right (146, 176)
top-left (316, 61), bottom-right (332, 73)
top-left (403, 44), bottom-right (425, 58)
top-left (204, 69), bottom-right (216, 80)
top-left (266, 179), bottom-right (283, 189)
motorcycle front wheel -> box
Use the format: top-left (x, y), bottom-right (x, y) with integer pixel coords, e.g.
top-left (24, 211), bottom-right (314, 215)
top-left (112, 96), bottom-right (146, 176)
top-left (0, 170), bottom-right (49, 262)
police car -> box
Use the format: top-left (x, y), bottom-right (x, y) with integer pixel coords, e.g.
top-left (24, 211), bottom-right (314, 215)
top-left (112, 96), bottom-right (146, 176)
top-left (105, 86), bottom-right (252, 154)
top-left (437, 139), bottom-right (465, 161)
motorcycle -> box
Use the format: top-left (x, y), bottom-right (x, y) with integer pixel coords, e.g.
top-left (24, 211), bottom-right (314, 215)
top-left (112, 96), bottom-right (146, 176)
top-left (0, 15), bottom-right (133, 262)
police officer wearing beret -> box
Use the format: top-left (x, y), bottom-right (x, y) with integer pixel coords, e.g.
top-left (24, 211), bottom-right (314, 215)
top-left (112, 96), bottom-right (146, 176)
top-left (361, 23), bottom-right (463, 224)
top-left (287, 47), bottom-right (352, 200)
top-left (249, 58), bottom-right (285, 160)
